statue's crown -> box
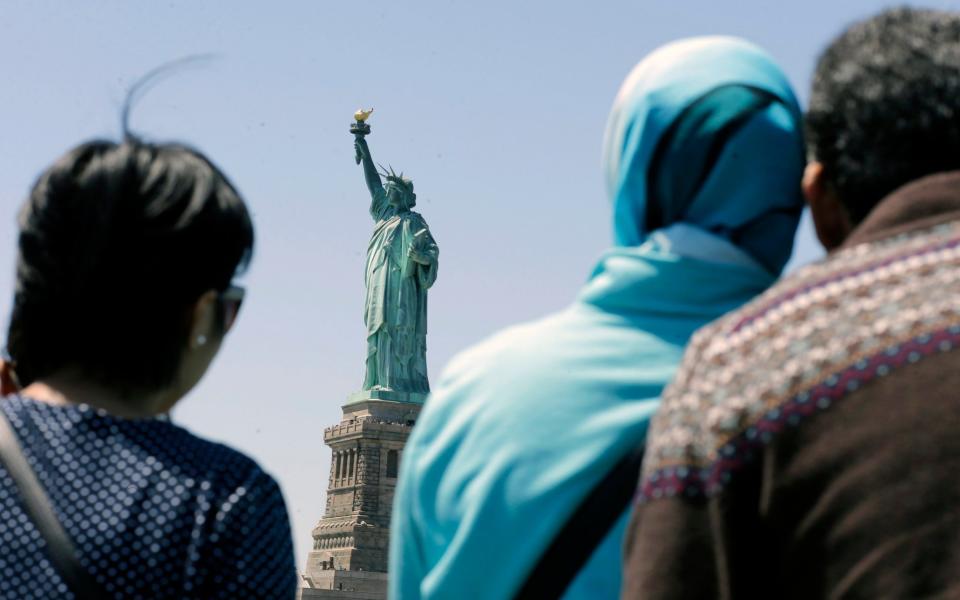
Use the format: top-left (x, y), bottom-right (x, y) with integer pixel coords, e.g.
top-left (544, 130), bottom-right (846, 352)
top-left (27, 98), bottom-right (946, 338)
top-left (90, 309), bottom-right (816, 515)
top-left (378, 164), bottom-right (414, 191)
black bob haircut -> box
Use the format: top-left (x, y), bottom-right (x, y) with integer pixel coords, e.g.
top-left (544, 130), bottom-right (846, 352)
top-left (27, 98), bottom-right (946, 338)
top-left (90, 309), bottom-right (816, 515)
top-left (5, 137), bottom-right (254, 392)
top-left (807, 6), bottom-right (960, 224)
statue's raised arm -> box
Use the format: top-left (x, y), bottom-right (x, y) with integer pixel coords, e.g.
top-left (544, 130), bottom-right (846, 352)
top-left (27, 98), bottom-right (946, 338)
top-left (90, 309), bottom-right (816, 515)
top-left (354, 136), bottom-right (383, 200)
top-left (351, 108), bottom-right (385, 216)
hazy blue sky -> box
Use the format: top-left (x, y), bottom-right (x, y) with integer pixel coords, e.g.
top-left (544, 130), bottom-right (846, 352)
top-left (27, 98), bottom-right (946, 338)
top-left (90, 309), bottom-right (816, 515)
top-left (2, 0), bottom-right (954, 566)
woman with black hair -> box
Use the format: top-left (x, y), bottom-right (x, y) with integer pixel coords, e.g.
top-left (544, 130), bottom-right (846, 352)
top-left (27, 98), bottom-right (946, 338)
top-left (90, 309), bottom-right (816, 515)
top-left (0, 138), bottom-right (297, 598)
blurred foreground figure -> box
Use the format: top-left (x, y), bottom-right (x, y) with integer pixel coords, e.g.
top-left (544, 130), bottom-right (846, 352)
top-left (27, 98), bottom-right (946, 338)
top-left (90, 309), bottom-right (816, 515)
top-left (624, 8), bottom-right (960, 599)
top-left (390, 37), bottom-right (805, 600)
top-left (0, 139), bottom-right (296, 598)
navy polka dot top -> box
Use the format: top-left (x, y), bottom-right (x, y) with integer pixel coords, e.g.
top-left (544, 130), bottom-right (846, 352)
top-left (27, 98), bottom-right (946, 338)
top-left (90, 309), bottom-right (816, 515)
top-left (0, 395), bottom-right (297, 599)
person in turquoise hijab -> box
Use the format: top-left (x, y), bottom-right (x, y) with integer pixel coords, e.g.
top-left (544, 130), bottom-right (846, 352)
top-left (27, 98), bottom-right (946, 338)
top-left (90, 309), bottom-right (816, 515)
top-left (389, 36), bottom-right (805, 600)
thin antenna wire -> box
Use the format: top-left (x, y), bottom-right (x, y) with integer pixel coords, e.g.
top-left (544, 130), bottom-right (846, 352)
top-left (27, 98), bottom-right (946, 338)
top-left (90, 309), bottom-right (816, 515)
top-left (121, 54), bottom-right (219, 139)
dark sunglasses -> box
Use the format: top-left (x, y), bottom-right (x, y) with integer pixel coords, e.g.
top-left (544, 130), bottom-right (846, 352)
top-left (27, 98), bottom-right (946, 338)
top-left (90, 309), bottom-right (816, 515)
top-left (219, 285), bottom-right (246, 333)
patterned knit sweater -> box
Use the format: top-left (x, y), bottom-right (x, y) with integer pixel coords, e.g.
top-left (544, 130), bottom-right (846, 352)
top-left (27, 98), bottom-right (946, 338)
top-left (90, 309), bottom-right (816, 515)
top-left (623, 171), bottom-right (960, 599)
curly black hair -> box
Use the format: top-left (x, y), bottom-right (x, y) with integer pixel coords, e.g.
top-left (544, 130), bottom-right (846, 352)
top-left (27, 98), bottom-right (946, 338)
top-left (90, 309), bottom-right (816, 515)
top-left (807, 7), bottom-right (960, 224)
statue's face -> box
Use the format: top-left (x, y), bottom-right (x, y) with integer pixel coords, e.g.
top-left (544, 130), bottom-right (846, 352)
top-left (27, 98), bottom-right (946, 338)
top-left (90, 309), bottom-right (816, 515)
top-left (386, 184), bottom-right (402, 205)
top-left (386, 183), bottom-right (415, 209)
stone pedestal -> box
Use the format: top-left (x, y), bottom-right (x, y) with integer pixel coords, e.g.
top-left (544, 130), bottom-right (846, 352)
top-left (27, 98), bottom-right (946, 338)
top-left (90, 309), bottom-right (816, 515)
top-left (300, 393), bottom-right (422, 599)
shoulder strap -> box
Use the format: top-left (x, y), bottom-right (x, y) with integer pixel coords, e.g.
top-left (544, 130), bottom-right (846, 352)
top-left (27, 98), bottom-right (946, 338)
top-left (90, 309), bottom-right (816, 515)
top-left (0, 408), bottom-right (107, 599)
top-left (515, 445), bottom-right (645, 600)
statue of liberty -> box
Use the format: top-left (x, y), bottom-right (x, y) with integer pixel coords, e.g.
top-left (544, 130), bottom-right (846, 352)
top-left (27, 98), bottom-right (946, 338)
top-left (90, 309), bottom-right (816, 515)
top-left (352, 111), bottom-right (439, 395)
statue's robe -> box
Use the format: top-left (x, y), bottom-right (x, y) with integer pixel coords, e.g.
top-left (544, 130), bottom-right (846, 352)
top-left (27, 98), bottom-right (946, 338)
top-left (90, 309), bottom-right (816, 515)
top-left (363, 189), bottom-right (438, 393)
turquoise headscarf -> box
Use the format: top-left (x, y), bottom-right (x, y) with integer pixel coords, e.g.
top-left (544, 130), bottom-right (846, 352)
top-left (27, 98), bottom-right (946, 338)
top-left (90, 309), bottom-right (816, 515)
top-left (389, 37), bottom-right (805, 600)
top-left (602, 36), bottom-right (805, 273)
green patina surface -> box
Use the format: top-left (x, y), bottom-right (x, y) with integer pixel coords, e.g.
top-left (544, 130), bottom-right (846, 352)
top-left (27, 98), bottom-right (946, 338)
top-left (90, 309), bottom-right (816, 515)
top-left (352, 129), bottom-right (438, 399)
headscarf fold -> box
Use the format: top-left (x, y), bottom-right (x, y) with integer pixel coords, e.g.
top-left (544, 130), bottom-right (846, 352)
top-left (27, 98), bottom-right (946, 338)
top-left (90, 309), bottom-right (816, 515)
top-left (602, 36), bottom-right (805, 274)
